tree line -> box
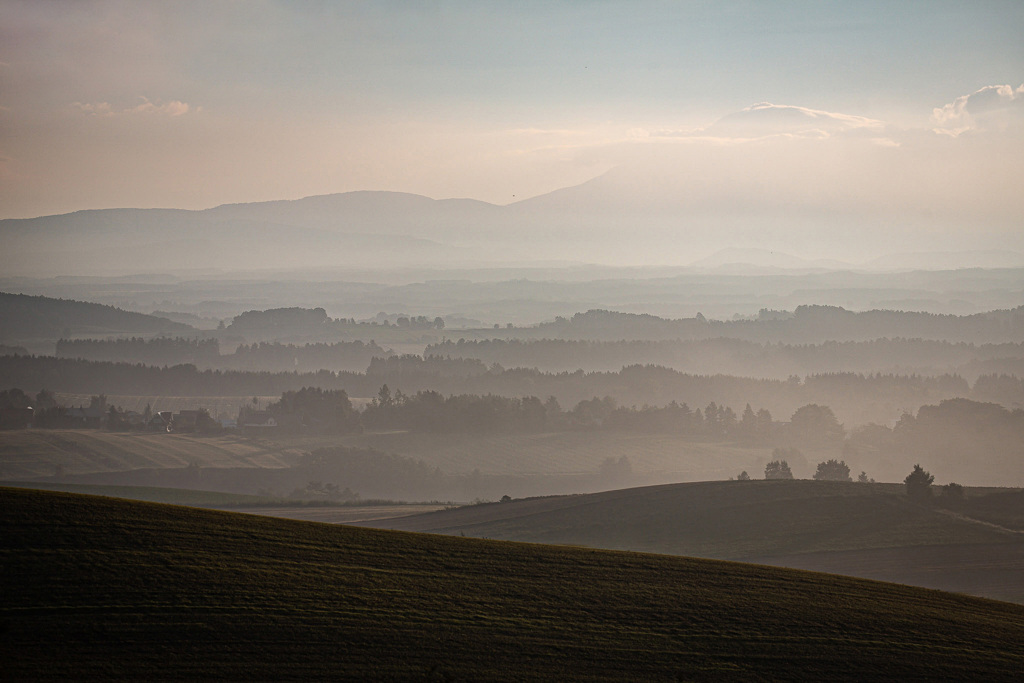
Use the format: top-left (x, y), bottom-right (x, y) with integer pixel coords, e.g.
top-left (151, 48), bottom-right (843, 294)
top-left (55, 337), bottom-right (392, 373)
top-left (521, 306), bottom-right (1024, 344)
top-left (3, 353), bottom-right (1020, 427)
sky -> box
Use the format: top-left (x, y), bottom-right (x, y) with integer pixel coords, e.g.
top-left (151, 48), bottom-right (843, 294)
top-left (1, 0), bottom-right (1023, 225)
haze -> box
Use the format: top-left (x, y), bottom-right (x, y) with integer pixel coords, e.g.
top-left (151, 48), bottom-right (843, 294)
top-left (4, 3), bottom-right (1024, 668)
top-left (2, 1), bottom-right (1023, 265)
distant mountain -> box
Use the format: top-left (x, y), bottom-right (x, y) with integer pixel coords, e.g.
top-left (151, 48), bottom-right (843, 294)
top-left (0, 192), bottom-right (499, 276)
top-left (0, 292), bottom-right (192, 345)
top-left (3, 181), bottom-right (1021, 276)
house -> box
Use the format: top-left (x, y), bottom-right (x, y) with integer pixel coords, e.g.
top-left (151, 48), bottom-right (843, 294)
top-left (148, 411), bottom-right (174, 432)
top-left (65, 405), bottom-right (105, 428)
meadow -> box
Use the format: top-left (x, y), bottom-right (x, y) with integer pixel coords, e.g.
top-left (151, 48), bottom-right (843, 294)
top-left (0, 427), bottom-right (809, 485)
top-left (5, 486), bottom-right (1024, 681)
top-left (370, 479), bottom-right (1024, 604)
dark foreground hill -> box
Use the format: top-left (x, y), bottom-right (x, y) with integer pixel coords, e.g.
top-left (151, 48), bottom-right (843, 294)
top-left (368, 480), bottom-right (1024, 604)
top-left (4, 487), bottom-right (1024, 681)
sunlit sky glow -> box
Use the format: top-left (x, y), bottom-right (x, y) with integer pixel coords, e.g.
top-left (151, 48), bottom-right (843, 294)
top-left (1, 0), bottom-right (1022, 221)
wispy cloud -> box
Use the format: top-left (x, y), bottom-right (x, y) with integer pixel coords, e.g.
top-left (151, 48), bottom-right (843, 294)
top-left (647, 103), bottom-right (885, 142)
top-left (73, 96), bottom-right (193, 117)
top-left (933, 84), bottom-right (1024, 135)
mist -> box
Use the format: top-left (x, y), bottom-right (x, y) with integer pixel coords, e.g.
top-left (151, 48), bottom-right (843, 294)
top-left (3, 3), bottom-right (1024, 675)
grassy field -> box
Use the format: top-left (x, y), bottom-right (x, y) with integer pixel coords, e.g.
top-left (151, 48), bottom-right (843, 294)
top-left (0, 429), bottom-right (308, 480)
top-left (368, 479), bottom-right (1024, 603)
top-left (5, 486), bottom-right (1024, 681)
top-left (0, 427), bottom-right (789, 480)
top-left (0, 480), bottom-right (281, 506)
top-left (332, 429), bottom-right (781, 478)
top-left (1, 481), bottom-right (446, 523)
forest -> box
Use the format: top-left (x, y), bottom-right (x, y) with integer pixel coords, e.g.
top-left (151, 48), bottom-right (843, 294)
top-left (3, 352), bottom-right (1016, 428)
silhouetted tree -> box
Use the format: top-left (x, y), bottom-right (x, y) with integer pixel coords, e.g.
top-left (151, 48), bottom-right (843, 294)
top-left (904, 464), bottom-right (934, 500)
top-left (765, 460), bottom-right (793, 480)
top-left (789, 403), bottom-right (844, 443)
top-left (736, 470), bottom-right (751, 481)
top-left (813, 459), bottom-right (852, 482)
top-left (740, 403), bottom-right (757, 437)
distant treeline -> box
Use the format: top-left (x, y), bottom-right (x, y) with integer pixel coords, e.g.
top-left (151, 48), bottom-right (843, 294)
top-left (216, 303), bottom-right (1024, 345)
top-left (225, 306), bottom-right (443, 336)
top-left (225, 340), bottom-right (392, 372)
top-left (55, 337), bottom-right (392, 373)
top-left (519, 306), bottom-right (1024, 344)
top-left (56, 337), bottom-right (221, 367)
top-left (425, 337), bottom-right (1024, 380)
top-left (848, 397), bottom-right (1024, 486)
top-left (360, 386), bottom-right (780, 440)
top-left (4, 353), bottom-right (1022, 426)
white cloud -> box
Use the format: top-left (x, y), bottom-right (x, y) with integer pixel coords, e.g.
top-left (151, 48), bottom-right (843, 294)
top-left (933, 84), bottom-right (1024, 135)
top-left (700, 102), bottom-right (884, 139)
top-left (73, 97), bottom-right (192, 117)
top-left (645, 103), bottom-right (885, 143)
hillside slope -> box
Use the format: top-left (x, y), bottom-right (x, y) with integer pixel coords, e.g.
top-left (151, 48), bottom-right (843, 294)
top-left (0, 291), bottom-right (192, 349)
top-left (5, 487), bottom-right (1024, 681)
top-left (367, 480), bottom-right (1024, 602)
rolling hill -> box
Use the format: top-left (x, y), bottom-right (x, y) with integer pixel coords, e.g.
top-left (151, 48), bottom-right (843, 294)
top-left (0, 192), bottom-right (503, 276)
top-left (0, 291), bottom-right (192, 352)
top-left (4, 486), bottom-right (1024, 680)
top-left (6, 185), bottom-right (1024, 278)
top-left (366, 479), bottom-right (1024, 603)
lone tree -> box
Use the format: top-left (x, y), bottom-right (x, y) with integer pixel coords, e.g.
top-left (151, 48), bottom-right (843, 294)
top-left (813, 459), bottom-right (852, 482)
top-left (736, 470), bottom-right (751, 481)
top-left (904, 464), bottom-right (934, 500)
top-left (765, 460), bottom-right (793, 480)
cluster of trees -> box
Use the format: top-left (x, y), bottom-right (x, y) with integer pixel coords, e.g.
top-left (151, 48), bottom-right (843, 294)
top-left (1, 388), bottom-right (76, 428)
top-left (843, 398), bottom-right (1024, 483)
top-left (266, 383), bottom-right (824, 442)
top-left (362, 386), bottom-right (550, 433)
top-left (226, 307), bottom-right (333, 334)
top-left (743, 459), bottom-right (955, 503)
top-left (258, 387), bottom-right (361, 434)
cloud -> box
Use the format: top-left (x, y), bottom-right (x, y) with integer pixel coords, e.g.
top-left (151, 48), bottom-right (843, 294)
top-left (685, 102), bottom-right (885, 140)
top-left (73, 97), bottom-right (193, 117)
top-left (933, 84), bottom-right (1024, 135)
